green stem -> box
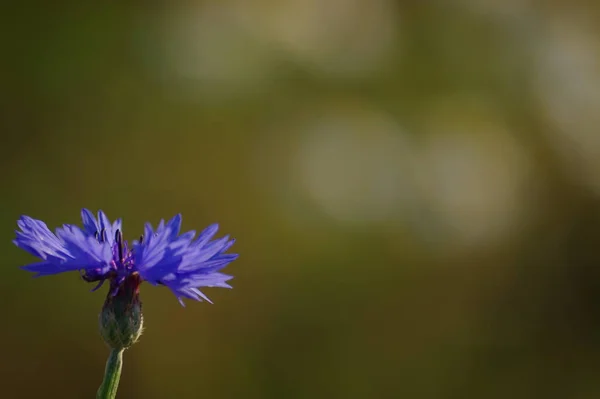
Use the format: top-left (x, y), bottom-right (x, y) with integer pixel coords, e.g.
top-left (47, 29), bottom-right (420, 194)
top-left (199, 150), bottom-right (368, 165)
top-left (96, 349), bottom-right (124, 399)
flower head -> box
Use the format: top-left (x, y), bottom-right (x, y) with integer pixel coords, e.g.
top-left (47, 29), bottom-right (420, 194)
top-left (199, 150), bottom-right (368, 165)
top-left (14, 209), bottom-right (238, 305)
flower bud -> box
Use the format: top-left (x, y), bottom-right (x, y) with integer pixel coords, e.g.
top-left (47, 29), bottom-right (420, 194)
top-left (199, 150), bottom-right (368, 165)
top-left (99, 273), bottom-right (144, 350)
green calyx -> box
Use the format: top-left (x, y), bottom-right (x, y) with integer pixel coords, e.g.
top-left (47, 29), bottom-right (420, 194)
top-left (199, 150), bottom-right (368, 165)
top-left (99, 273), bottom-right (144, 350)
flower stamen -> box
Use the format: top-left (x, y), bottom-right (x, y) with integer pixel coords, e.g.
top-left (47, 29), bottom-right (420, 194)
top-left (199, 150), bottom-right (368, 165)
top-left (115, 229), bottom-right (124, 264)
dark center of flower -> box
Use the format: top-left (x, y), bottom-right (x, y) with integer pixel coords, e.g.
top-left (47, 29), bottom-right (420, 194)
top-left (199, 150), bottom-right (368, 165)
top-left (81, 229), bottom-right (137, 293)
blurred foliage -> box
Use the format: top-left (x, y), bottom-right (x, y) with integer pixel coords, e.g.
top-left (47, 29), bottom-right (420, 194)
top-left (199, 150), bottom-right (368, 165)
top-left (2, 1), bottom-right (600, 398)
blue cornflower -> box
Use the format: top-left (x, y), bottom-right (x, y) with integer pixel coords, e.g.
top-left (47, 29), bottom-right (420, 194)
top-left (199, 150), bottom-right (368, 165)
top-left (14, 209), bottom-right (238, 306)
top-left (15, 209), bottom-right (239, 398)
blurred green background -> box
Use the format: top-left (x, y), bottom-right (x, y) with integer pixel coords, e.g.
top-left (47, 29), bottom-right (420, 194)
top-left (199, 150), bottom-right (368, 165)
top-left (3, 1), bottom-right (600, 398)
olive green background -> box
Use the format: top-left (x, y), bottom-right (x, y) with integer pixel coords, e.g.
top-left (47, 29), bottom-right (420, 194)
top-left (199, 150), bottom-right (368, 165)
top-left (2, 2), bottom-right (600, 398)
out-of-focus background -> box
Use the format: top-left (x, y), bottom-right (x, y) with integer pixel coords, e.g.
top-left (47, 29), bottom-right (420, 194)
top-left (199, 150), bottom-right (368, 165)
top-left (2, 1), bottom-right (600, 398)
